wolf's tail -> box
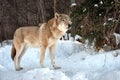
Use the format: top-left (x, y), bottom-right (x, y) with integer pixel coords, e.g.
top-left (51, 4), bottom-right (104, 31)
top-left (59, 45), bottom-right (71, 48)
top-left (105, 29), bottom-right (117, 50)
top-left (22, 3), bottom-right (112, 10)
top-left (11, 44), bottom-right (16, 60)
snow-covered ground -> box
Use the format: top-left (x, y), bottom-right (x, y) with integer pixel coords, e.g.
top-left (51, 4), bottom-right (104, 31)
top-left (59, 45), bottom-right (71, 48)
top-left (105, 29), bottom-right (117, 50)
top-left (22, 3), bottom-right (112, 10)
top-left (0, 40), bottom-right (120, 80)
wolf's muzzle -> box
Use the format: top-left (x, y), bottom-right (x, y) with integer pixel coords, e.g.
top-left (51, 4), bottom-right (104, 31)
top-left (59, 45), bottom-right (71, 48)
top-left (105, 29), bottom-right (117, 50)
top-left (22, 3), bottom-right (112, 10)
top-left (68, 24), bottom-right (72, 30)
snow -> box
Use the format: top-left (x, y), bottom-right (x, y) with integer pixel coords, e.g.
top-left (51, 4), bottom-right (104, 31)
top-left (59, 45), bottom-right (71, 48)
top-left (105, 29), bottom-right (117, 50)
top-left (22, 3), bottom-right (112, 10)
top-left (71, 3), bottom-right (77, 7)
top-left (22, 68), bottom-right (70, 80)
top-left (103, 22), bottom-right (108, 26)
top-left (99, 14), bottom-right (102, 16)
top-left (83, 8), bottom-right (86, 12)
top-left (108, 18), bottom-right (113, 21)
top-left (100, 1), bottom-right (103, 5)
top-left (94, 4), bottom-right (98, 7)
top-left (80, 25), bottom-right (84, 28)
top-left (0, 40), bottom-right (120, 80)
top-left (114, 33), bottom-right (120, 45)
top-left (75, 35), bottom-right (82, 40)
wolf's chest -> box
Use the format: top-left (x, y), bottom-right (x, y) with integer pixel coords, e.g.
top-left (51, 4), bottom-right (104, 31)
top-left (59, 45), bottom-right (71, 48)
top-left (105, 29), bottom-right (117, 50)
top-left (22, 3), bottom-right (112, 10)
top-left (47, 38), bottom-right (58, 47)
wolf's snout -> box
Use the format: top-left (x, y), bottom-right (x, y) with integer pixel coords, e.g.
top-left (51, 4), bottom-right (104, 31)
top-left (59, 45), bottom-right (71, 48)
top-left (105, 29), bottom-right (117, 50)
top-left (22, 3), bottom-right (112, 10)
top-left (68, 24), bottom-right (72, 30)
top-left (68, 20), bottom-right (72, 29)
top-left (68, 24), bottom-right (71, 27)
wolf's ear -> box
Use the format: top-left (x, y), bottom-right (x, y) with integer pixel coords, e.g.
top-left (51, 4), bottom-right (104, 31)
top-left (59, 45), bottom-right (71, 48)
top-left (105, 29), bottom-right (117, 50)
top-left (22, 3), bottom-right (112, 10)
top-left (55, 12), bottom-right (59, 19)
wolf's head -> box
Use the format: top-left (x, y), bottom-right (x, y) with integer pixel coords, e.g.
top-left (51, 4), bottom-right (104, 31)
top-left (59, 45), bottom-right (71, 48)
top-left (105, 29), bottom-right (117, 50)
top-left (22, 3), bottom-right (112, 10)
top-left (55, 13), bottom-right (72, 32)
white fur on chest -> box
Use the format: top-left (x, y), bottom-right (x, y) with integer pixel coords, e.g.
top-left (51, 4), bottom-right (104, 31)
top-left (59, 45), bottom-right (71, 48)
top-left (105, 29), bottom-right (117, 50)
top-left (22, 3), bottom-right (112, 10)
top-left (58, 23), bottom-right (68, 34)
top-left (48, 38), bottom-right (57, 47)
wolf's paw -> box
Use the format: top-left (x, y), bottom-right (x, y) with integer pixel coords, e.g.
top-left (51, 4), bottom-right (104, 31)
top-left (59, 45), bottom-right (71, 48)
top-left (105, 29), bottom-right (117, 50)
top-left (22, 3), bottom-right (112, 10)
top-left (16, 67), bottom-right (23, 71)
top-left (53, 65), bottom-right (61, 69)
top-left (41, 65), bottom-right (45, 68)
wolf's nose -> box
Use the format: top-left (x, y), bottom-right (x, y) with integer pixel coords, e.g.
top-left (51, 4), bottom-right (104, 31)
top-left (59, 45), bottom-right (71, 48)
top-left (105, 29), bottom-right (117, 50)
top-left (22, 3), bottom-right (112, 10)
top-left (68, 24), bottom-right (72, 30)
top-left (68, 24), bottom-right (71, 27)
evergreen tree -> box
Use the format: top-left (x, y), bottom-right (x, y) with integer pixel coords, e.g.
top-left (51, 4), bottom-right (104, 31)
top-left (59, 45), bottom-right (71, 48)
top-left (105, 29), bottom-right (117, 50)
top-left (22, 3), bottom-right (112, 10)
top-left (71, 0), bottom-right (120, 50)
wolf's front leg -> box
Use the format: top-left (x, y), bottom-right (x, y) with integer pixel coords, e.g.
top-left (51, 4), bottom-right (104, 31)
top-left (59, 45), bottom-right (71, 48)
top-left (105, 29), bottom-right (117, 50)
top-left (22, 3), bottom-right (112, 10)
top-left (40, 46), bottom-right (47, 68)
top-left (49, 44), bottom-right (61, 69)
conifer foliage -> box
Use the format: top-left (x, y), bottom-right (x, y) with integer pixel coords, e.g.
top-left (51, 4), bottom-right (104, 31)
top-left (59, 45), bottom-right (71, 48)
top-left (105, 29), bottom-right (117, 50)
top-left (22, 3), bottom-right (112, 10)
top-left (71, 0), bottom-right (120, 50)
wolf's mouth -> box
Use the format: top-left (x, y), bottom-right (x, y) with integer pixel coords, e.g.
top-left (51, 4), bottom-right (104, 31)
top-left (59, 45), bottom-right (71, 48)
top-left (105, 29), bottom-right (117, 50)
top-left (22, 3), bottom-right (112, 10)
top-left (68, 26), bottom-right (71, 30)
top-left (68, 24), bottom-right (71, 30)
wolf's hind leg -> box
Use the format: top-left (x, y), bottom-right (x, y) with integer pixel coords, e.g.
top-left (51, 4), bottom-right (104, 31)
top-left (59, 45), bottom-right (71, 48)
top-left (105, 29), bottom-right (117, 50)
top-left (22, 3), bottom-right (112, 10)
top-left (14, 44), bottom-right (25, 71)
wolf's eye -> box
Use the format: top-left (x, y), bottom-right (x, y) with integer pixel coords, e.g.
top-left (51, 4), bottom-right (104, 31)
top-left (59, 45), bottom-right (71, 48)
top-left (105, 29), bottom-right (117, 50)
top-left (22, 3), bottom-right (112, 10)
top-left (62, 19), bottom-right (65, 21)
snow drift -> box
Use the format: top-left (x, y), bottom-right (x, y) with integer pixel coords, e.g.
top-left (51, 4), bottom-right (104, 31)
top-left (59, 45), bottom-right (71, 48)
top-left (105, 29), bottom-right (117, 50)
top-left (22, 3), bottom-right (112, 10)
top-left (0, 40), bottom-right (120, 80)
